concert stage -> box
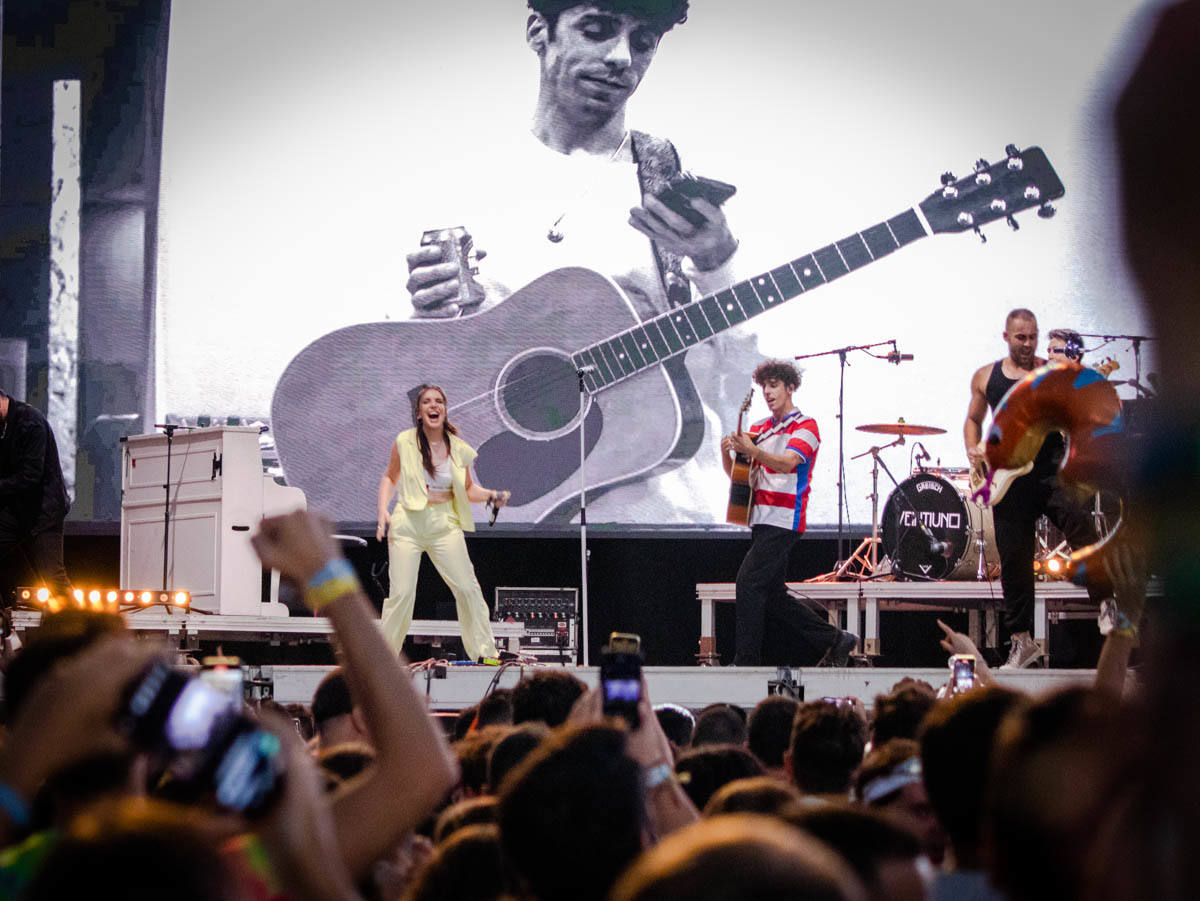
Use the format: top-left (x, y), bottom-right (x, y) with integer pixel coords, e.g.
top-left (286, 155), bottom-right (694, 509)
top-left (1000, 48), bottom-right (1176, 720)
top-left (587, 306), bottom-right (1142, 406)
top-left (7, 605), bottom-right (1102, 709)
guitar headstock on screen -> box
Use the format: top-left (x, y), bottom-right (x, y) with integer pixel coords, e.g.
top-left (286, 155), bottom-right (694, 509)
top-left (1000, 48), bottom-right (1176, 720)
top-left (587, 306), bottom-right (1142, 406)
top-left (920, 145), bottom-right (1065, 240)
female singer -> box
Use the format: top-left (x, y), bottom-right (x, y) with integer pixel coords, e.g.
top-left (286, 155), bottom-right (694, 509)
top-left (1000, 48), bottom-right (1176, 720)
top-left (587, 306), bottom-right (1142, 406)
top-left (376, 384), bottom-right (509, 660)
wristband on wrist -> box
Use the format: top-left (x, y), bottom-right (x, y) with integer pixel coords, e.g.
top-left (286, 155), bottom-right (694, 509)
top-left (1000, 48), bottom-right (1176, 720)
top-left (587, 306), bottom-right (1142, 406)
top-left (0, 780), bottom-right (31, 829)
top-left (643, 762), bottom-right (674, 789)
top-left (304, 558), bottom-right (359, 611)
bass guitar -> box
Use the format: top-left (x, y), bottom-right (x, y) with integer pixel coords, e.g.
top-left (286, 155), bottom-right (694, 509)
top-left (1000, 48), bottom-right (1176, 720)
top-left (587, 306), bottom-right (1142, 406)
top-left (271, 146), bottom-right (1065, 523)
top-left (726, 389), bottom-right (756, 526)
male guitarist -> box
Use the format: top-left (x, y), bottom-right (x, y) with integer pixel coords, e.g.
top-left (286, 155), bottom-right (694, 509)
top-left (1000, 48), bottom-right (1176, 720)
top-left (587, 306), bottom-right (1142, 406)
top-left (965, 309), bottom-right (1104, 668)
top-left (721, 360), bottom-right (856, 666)
top-left (403, 0), bottom-right (761, 523)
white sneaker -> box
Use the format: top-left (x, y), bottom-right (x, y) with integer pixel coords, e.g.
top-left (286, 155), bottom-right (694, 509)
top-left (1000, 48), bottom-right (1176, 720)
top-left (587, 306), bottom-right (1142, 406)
top-left (999, 632), bottom-right (1041, 670)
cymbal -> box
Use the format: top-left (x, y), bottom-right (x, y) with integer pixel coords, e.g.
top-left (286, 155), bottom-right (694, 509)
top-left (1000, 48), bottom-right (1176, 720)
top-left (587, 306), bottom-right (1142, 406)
top-left (856, 420), bottom-right (947, 436)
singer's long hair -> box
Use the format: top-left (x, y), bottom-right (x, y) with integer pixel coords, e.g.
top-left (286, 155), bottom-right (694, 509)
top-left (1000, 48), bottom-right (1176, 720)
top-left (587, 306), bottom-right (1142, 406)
top-left (412, 384), bottom-right (459, 477)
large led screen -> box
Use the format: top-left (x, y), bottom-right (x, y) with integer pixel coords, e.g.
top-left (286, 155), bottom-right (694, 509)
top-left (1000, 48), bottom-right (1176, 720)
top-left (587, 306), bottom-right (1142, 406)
top-left (155, 0), bottom-right (1156, 528)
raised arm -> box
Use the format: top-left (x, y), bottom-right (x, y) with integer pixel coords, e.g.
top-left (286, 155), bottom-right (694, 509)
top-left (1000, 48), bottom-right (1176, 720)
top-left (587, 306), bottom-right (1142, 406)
top-left (252, 511), bottom-right (458, 880)
top-left (464, 466), bottom-right (509, 508)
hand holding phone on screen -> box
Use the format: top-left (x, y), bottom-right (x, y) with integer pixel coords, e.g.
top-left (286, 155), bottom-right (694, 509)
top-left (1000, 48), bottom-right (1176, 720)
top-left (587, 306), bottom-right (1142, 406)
top-left (630, 171), bottom-right (740, 271)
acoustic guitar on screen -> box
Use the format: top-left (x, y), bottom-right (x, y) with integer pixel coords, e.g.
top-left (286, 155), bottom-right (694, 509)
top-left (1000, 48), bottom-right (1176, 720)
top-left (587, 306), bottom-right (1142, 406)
top-left (969, 357), bottom-right (1119, 505)
top-left (726, 389), bottom-right (756, 526)
top-left (271, 146), bottom-right (1066, 523)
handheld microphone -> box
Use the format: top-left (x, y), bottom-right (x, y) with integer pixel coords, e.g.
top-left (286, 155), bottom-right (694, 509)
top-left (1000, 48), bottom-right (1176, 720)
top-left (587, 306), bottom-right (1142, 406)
top-left (487, 491), bottom-right (509, 527)
top-left (887, 351), bottom-right (915, 364)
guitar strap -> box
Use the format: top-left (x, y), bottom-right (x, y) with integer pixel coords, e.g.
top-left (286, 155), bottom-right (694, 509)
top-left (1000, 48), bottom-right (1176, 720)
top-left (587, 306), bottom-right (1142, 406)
top-left (630, 130), bottom-right (690, 309)
top-left (630, 130), bottom-right (704, 465)
top-left (752, 411), bottom-right (803, 445)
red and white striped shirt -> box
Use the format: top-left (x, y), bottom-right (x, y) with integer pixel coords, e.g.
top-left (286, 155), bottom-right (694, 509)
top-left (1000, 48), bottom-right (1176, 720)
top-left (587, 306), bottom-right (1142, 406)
top-left (747, 410), bottom-right (820, 532)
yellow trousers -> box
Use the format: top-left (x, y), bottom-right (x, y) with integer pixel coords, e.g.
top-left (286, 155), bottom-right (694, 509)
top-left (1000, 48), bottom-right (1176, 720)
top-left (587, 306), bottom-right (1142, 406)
top-left (383, 502), bottom-right (497, 660)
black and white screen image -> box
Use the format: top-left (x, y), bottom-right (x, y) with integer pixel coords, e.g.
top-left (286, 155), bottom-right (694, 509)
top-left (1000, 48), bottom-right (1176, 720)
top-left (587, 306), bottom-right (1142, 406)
top-left (154, 0), bottom-right (1155, 528)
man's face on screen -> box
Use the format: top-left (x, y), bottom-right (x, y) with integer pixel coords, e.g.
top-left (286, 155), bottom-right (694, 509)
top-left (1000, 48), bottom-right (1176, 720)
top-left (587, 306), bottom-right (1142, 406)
top-left (535, 6), bottom-right (661, 119)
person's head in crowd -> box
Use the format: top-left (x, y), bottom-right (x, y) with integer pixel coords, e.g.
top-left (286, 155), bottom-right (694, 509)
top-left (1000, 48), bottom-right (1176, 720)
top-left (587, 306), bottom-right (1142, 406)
top-left (702, 775), bottom-right (801, 818)
top-left (311, 667), bottom-right (369, 749)
top-left (316, 741), bottom-right (375, 792)
top-left (476, 688), bottom-right (514, 729)
top-left (854, 738), bottom-right (946, 865)
top-left (21, 799), bottom-right (245, 901)
top-left (510, 669), bottom-right (586, 727)
top-left (984, 687), bottom-right (1139, 901)
top-left (654, 703), bottom-right (695, 757)
top-left (402, 824), bottom-right (515, 901)
top-left (499, 723), bottom-right (644, 901)
top-left (609, 813), bottom-right (866, 901)
top-left (454, 725), bottom-right (512, 798)
top-left (487, 722), bottom-right (548, 793)
top-left (919, 685), bottom-right (1025, 870)
top-left (2, 612), bottom-right (144, 829)
top-left (433, 795), bottom-right (501, 845)
top-left (691, 703), bottom-right (747, 748)
top-left (786, 699), bottom-right (868, 798)
top-left (747, 695), bottom-right (800, 777)
top-left (786, 805), bottom-right (927, 901)
top-left (453, 703), bottom-right (481, 741)
top-left (871, 679), bottom-right (936, 746)
top-left (674, 743), bottom-right (764, 811)
top-left (283, 703), bottom-right (315, 742)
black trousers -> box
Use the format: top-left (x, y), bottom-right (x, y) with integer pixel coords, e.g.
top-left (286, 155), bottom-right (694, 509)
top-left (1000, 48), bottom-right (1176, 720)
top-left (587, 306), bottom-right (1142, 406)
top-left (0, 515), bottom-right (71, 602)
top-left (991, 472), bottom-right (1102, 637)
top-left (734, 524), bottom-right (841, 666)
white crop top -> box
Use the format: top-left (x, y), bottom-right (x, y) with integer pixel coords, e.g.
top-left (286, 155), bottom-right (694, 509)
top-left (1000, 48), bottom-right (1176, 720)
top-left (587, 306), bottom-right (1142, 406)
top-left (425, 457), bottom-right (452, 492)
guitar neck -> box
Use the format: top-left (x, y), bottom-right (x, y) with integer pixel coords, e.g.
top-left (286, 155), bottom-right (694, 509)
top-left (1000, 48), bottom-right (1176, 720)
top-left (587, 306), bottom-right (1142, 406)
top-left (571, 208), bottom-right (929, 392)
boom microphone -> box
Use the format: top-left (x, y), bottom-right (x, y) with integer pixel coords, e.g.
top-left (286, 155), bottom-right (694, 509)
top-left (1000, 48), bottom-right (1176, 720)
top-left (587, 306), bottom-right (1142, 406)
top-left (887, 351), bottom-right (915, 364)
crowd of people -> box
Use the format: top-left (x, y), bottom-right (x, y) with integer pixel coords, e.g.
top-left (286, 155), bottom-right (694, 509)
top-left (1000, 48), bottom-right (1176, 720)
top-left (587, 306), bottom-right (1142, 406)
top-left (0, 497), bottom-right (1171, 900)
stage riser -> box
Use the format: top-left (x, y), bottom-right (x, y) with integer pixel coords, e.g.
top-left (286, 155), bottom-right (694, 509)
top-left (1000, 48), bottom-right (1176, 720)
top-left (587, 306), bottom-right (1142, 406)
top-left (263, 664), bottom-right (1095, 709)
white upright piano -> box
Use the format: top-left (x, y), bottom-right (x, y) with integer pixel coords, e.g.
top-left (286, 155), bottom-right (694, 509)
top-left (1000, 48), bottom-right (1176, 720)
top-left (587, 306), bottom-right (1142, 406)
top-left (120, 427), bottom-right (305, 616)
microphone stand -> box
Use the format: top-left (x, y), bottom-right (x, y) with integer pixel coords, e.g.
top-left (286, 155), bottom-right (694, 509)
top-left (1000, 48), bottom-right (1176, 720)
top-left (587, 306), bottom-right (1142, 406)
top-left (1079, 333), bottom-right (1156, 397)
top-left (576, 368), bottom-right (591, 667)
top-left (794, 339), bottom-right (906, 569)
top-left (152, 423), bottom-right (196, 614)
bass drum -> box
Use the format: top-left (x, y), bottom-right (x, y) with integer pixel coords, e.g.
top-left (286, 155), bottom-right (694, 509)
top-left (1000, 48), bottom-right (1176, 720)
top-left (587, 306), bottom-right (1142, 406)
top-left (882, 473), bottom-right (996, 580)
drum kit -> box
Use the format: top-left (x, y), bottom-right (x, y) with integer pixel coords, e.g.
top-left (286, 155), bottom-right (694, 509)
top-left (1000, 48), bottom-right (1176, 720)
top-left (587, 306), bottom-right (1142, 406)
top-left (827, 418), bottom-right (1000, 582)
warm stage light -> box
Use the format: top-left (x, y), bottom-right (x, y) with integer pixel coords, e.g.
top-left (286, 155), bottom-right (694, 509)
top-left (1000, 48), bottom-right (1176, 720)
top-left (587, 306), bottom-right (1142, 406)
top-left (1047, 558), bottom-right (1062, 573)
top-left (73, 588), bottom-right (84, 603)
top-left (140, 591), bottom-right (153, 605)
top-left (124, 591), bottom-right (135, 603)
top-left (37, 588), bottom-right (49, 602)
top-left (173, 591), bottom-right (190, 608)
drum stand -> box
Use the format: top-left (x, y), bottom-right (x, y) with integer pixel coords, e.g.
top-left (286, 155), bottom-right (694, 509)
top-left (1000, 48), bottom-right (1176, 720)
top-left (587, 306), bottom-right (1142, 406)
top-left (813, 435), bottom-right (903, 581)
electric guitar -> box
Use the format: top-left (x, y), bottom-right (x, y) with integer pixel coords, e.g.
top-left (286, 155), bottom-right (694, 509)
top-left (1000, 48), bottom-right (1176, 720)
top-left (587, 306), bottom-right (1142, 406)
top-left (726, 389), bottom-right (755, 526)
top-left (271, 146), bottom-right (1065, 523)
top-left (970, 358), bottom-right (1119, 505)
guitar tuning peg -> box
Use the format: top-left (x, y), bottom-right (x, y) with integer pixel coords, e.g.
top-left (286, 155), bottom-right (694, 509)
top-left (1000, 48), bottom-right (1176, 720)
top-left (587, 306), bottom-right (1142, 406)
top-left (1006, 215), bottom-right (1020, 231)
top-left (1005, 143), bottom-right (1021, 158)
top-left (940, 172), bottom-right (956, 186)
top-left (974, 226), bottom-right (987, 244)
top-left (974, 158), bottom-right (990, 173)
top-left (1037, 203), bottom-right (1056, 219)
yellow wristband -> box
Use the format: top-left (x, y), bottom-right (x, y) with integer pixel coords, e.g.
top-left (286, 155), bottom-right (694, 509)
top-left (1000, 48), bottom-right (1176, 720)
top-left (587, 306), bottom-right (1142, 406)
top-left (303, 559), bottom-right (359, 611)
